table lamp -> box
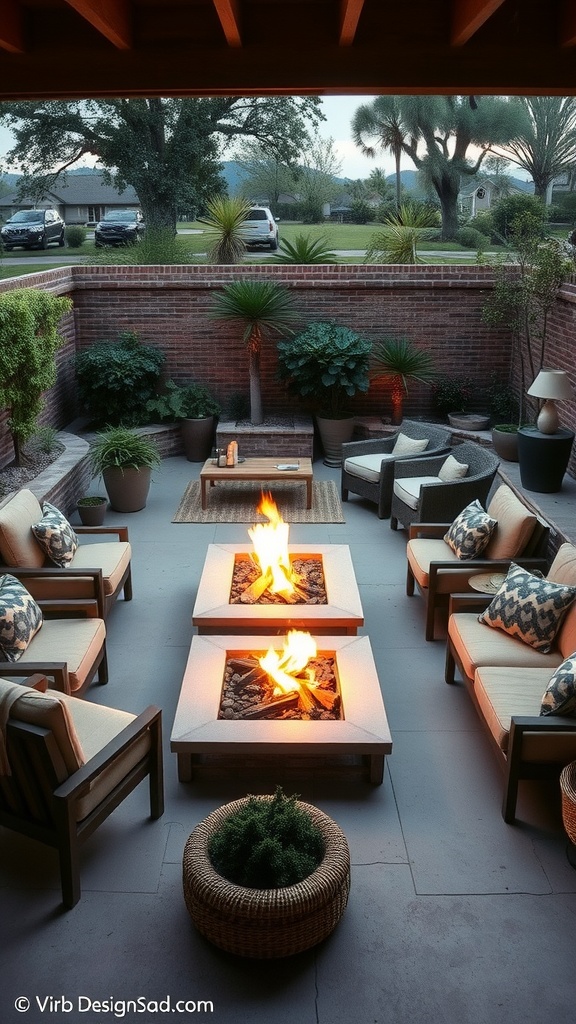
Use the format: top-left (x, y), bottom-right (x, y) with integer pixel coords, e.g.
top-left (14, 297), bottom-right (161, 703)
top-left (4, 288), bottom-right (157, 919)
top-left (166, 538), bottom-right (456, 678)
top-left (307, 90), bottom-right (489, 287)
top-left (527, 369), bottom-right (575, 434)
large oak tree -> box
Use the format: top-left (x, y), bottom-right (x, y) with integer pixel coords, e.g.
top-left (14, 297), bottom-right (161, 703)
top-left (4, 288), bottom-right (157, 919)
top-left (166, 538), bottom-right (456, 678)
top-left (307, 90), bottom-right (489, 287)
top-left (0, 97), bottom-right (323, 231)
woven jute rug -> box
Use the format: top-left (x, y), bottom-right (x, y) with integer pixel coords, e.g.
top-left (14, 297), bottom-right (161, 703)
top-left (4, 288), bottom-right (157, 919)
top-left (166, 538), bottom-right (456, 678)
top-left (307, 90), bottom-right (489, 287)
top-left (172, 479), bottom-right (345, 524)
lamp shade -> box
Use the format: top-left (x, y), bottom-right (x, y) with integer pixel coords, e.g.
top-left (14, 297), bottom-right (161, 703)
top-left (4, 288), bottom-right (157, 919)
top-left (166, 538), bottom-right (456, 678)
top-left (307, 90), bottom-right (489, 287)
top-left (527, 369), bottom-right (574, 401)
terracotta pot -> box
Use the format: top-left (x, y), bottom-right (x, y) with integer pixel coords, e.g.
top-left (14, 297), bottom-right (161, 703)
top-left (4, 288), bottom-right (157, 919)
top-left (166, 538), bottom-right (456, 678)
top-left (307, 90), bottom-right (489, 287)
top-left (181, 416), bottom-right (216, 463)
top-left (316, 416), bottom-right (355, 467)
top-left (103, 466), bottom-right (152, 512)
top-left (182, 797), bottom-right (350, 958)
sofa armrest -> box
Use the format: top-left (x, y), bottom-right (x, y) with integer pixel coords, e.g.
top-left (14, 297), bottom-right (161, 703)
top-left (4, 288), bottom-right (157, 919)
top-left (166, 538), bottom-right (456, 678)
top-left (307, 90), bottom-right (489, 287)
top-left (448, 593), bottom-right (492, 615)
top-left (503, 714), bottom-right (576, 822)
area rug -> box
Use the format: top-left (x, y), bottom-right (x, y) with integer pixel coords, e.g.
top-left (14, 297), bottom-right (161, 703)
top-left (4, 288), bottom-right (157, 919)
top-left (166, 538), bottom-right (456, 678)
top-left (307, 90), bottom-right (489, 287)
top-left (172, 479), bottom-right (345, 524)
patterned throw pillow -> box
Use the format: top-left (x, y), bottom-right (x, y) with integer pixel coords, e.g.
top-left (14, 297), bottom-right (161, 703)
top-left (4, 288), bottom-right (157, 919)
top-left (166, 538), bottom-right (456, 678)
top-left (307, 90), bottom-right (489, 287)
top-left (479, 562), bottom-right (576, 653)
top-left (391, 433), bottom-right (429, 456)
top-left (0, 573), bottom-right (43, 662)
top-left (32, 501), bottom-right (78, 567)
top-left (540, 653), bottom-right (576, 716)
top-left (443, 500), bottom-right (497, 560)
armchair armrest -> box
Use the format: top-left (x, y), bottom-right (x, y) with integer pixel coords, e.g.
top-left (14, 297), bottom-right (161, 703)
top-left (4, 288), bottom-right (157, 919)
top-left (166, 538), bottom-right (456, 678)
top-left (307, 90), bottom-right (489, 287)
top-left (409, 522), bottom-right (451, 539)
top-left (429, 556), bottom-right (548, 587)
top-left (504, 714), bottom-right (576, 822)
top-left (38, 598), bottom-right (101, 619)
top-left (394, 453), bottom-right (447, 478)
top-left (5, 566), bottom-right (106, 620)
top-left (341, 437), bottom-right (396, 458)
top-left (448, 593), bottom-right (492, 615)
top-left (75, 526), bottom-right (130, 542)
top-left (0, 661), bottom-right (70, 693)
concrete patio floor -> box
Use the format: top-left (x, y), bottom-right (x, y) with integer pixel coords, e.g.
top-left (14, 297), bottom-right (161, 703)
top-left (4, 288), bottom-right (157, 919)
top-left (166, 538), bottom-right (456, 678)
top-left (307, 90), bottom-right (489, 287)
top-left (1, 454), bottom-right (575, 1024)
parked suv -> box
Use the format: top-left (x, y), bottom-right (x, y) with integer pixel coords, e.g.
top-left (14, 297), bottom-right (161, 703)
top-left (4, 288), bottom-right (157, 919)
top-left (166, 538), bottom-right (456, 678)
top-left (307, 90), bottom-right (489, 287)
top-left (94, 209), bottom-right (145, 246)
top-left (240, 207), bottom-right (279, 250)
top-left (0, 209), bottom-right (65, 250)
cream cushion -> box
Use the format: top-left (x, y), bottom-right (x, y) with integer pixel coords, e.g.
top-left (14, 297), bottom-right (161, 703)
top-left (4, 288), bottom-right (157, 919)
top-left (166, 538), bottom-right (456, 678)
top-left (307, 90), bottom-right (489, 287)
top-left (68, 543), bottom-right (132, 597)
top-left (438, 454), bottom-right (469, 481)
top-left (0, 489), bottom-right (45, 568)
top-left (473, 666), bottom-right (576, 761)
top-left (392, 433), bottom-right (429, 456)
top-left (485, 485), bottom-right (537, 559)
top-left (393, 476), bottom-right (440, 510)
top-left (8, 618), bottom-right (106, 692)
top-left (6, 680), bottom-right (85, 777)
top-left (547, 545), bottom-right (576, 658)
top-left (407, 537), bottom-right (462, 590)
top-left (448, 611), bottom-right (564, 678)
top-left (343, 452), bottom-right (395, 484)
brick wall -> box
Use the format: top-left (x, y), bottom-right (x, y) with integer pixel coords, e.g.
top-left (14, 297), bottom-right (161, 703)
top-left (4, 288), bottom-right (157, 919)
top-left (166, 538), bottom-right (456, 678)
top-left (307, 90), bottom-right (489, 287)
top-left (1, 263), bottom-right (575, 478)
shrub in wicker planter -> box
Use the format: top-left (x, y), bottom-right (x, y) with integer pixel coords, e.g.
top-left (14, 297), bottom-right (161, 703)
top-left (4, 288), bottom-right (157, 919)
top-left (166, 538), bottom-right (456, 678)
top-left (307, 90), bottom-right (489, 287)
top-left (183, 790), bottom-right (351, 958)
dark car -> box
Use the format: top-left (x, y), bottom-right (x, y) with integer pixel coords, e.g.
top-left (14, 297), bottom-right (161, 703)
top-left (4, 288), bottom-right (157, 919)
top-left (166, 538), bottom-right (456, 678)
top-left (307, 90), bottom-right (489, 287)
top-left (94, 209), bottom-right (145, 246)
top-left (0, 209), bottom-right (65, 250)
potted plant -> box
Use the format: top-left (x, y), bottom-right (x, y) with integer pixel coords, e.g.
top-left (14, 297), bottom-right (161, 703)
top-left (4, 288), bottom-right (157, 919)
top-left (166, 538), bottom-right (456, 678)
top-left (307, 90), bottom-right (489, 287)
top-left (369, 336), bottom-right (438, 425)
top-left (277, 320), bottom-right (371, 466)
top-left (182, 788), bottom-right (350, 958)
top-left (76, 494), bottom-right (108, 526)
top-left (89, 427), bottom-right (162, 512)
top-left (146, 380), bottom-right (221, 462)
top-left (432, 375), bottom-right (489, 430)
top-left (485, 371), bottom-right (522, 461)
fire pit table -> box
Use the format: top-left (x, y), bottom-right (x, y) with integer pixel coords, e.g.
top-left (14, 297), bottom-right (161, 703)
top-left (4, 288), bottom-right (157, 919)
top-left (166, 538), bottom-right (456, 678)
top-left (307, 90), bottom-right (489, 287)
top-left (192, 543), bottom-right (364, 635)
top-left (170, 633), bottom-right (392, 784)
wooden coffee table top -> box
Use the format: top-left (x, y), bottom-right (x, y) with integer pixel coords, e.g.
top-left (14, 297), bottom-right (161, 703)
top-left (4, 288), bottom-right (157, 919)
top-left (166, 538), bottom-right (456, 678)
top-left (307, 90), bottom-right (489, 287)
top-left (200, 456), bottom-right (312, 481)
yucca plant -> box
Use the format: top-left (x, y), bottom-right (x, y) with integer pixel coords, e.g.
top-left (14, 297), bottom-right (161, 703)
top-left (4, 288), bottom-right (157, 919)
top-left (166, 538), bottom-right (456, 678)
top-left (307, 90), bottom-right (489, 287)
top-left (370, 337), bottom-right (438, 424)
top-left (201, 196), bottom-right (252, 265)
top-left (210, 279), bottom-right (299, 424)
top-left (273, 233), bottom-right (338, 264)
top-left (365, 202), bottom-right (438, 265)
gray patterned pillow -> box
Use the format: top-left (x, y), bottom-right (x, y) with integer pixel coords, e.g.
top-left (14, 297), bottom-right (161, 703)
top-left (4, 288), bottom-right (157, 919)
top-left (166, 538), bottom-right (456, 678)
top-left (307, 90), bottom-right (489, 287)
top-left (444, 499), bottom-right (497, 560)
top-left (0, 573), bottom-right (43, 662)
top-left (32, 501), bottom-right (78, 567)
top-left (479, 562), bottom-right (576, 653)
top-left (540, 653), bottom-right (576, 716)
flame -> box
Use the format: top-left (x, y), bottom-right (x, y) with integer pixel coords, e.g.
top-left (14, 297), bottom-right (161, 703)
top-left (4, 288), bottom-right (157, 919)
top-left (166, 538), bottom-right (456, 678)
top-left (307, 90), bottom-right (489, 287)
top-left (259, 630), bottom-right (317, 693)
top-left (248, 491), bottom-right (295, 598)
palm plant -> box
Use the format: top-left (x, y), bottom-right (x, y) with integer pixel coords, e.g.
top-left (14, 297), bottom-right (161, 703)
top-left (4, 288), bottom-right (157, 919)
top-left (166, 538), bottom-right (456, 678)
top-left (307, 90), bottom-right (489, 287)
top-left (352, 96), bottom-right (410, 213)
top-left (370, 337), bottom-right (438, 424)
top-left (273, 233), bottom-right (338, 264)
top-left (210, 279), bottom-right (299, 424)
top-left (201, 196), bottom-right (251, 264)
top-left (365, 202), bottom-right (439, 265)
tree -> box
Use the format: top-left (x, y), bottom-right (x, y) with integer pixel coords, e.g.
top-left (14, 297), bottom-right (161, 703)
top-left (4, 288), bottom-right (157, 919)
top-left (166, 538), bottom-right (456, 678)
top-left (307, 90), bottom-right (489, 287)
top-left (210, 280), bottom-right (299, 425)
top-left (0, 288), bottom-right (72, 464)
top-left (490, 97), bottom-right (576, 202)
top-left (294, 136), bottom-right (342, 223)
top-left (352, 97), bottom-right (410, 213)
top-left (369, 337), bottom-right (438, 425)
top-left (352, 96), bottom-right (524, 240)
top-left (0, 97), bottom-right (323, 233)
top-left (234, 141), bottom-right (299, 210)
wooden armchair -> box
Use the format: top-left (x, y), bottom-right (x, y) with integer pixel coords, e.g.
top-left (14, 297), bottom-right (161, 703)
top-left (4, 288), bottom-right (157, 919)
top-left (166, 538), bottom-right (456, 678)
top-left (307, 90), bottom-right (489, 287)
top-left (341, 421), bottom-right (451, 519)
top-left (0, 674), bottom-right (163, 907)
top-left (0, 489), bottom-right (132, 619)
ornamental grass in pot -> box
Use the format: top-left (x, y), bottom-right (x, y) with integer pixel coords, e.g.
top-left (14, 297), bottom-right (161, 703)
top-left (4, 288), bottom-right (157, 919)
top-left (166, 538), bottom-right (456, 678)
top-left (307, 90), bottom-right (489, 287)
top-left (182, 787), bottom-right (350, 958)
top-left (89, 427), bottom-right (161, 512)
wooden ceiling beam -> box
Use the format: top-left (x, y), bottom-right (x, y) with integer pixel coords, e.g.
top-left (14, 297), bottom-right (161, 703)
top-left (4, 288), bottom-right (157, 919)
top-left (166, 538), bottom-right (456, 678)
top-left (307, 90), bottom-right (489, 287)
top-left (62, 0), bottom-right (132, 50)
top-left (0, 0), bottom-right (25, 54)
top-left (212, 0), bottom-right (242, 47)
top-left (451, 0), bottom-right (506, 46)
top-left (339, 0), bottom-right (366, 45)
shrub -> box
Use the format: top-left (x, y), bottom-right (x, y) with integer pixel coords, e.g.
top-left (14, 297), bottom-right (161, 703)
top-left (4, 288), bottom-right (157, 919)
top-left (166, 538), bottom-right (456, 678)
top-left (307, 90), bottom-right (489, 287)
top-left (456, 226), bottom-right (489, 250)
top-left (432, 375), bottom-right (475, 416)
top-left (470, 211), bottom-right (496, 242)
top-left (65, 225), bottom-right (87, 248)
top-left (490, 193), bottom-right (547, 242)
top-left (209, 788), bottom-right (324, 889)
top-left (75, 331), bottom-right (165, 427)
top-left (146, 380), bottom-right (221, 421)
top-left (277, 320), bottom-right (371, 418)
top-left (27, 425), bottom-right (59, 454)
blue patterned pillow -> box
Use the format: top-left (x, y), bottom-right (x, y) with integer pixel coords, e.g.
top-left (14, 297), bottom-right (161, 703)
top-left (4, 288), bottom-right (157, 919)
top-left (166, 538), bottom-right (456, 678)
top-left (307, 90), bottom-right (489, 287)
top-left (32, 501), bottom-right (78, 567)
top-left (540, 654), bottom-right (576, 716)
top-left (479, 563), bottom-right (576, 653)
top-left (444, 500), bottom-right (497, 560)
top-left (0, 573), bottom-right (43, 662)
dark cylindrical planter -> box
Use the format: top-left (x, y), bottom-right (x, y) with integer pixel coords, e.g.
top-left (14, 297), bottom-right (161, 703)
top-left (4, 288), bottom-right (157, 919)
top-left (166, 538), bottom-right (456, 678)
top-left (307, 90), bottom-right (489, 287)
top-left (103, 466), bottom-right (152, 512)
top-left (181, 416), bottom-right (216, 463)
top-left (77, 497), bottom-right (107, 525)
top-left (316, 416), bottom-right (355, 467)
top-left (491, 426), bottom-right (519, 462)
top-left (517, 427), bottom-right (575, 493)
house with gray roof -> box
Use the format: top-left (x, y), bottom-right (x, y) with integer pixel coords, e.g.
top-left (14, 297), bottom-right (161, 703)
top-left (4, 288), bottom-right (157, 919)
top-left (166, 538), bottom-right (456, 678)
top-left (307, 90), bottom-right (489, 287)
top-left (0, 172), bottom-right (140, 225)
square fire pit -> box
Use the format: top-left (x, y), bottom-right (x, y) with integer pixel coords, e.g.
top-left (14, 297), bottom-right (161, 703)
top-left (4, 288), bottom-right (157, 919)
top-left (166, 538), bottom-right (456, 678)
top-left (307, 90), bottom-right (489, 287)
top-left (170, 634), bottom-right (392, 784)
top-left (192, 544), bottom-right (364, 635)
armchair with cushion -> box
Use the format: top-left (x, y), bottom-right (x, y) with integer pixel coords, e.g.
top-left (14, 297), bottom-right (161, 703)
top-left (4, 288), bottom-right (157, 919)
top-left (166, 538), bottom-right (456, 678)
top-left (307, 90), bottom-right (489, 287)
top-left (0, 571), bottom-right (107, 694)
top-left (406, 483), bottom-right (550, 639)
top-left (445, 543), bottom-right (576, 821)
top-left (389, 441), bottom-right (500, 531)
top-left (0, 674), bottom-right (163, 907)
top-left (341, 421), bottom-right (451, 519)
top-left (0, 489), bottom-right (132, 619)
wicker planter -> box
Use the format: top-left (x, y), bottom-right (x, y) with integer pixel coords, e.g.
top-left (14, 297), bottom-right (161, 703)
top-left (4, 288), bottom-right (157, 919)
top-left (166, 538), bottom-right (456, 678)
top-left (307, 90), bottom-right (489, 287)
top-left (560, 761), bottom-right (576, 867)
top-left (183, 796), bottom-right (351, 958)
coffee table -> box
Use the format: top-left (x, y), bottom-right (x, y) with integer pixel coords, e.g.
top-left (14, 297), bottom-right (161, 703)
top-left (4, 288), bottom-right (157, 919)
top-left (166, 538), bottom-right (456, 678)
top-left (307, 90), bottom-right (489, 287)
top-left (170, 634), bottom-right (392, 785)
top-left (199, 456), bottom-right (313, 510)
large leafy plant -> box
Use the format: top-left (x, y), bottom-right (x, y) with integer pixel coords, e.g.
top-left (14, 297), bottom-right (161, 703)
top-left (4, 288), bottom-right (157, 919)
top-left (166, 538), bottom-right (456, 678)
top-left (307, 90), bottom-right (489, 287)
top-left (146, 380), bottom-right (221, 421)
top-left (75, 331), bottom-right (165, 427)
top-left (277, 320), bottom-right (371, 418)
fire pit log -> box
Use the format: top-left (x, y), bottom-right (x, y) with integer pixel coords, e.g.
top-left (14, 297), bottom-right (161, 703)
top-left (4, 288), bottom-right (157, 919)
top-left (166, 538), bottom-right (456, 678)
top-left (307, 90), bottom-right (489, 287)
top-left (239, 571), bottom-right (273, 604)
top-left (237, 693), bottom-right (300, 719)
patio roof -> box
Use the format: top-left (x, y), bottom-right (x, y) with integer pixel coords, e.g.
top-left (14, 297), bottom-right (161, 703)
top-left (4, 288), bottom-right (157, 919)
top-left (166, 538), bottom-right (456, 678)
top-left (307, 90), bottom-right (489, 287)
top-left (2, 0), bottom-right (576, 101)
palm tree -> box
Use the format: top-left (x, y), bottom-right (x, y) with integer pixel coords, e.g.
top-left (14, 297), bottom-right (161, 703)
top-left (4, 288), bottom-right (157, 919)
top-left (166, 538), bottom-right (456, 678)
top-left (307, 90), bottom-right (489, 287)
top-left (370, 337), bottom-right (438, 425)
top-left (364, 202), bottom-right (439, 265)
top-left (201, 196), bottom-right (251, 264)
top-left (210, 280), bottom-right (299, 424)
top-left (352, 97), bottom-right (410, 213)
